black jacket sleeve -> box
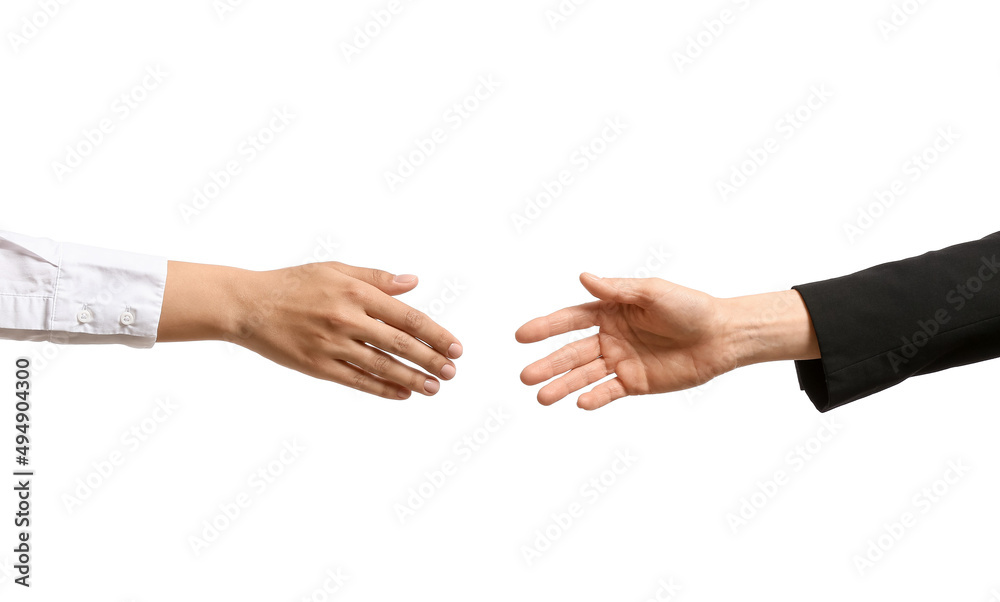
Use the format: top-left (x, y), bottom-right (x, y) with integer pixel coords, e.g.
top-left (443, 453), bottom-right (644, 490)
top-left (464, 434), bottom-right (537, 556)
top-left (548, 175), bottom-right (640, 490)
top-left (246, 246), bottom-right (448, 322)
top-left (791, 230), bottom-right (1000, 412)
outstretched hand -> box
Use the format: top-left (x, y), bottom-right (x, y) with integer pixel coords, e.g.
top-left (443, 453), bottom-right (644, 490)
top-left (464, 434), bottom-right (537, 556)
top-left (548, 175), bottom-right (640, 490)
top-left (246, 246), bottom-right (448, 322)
top-left (516, 273), bottom-right (738, 410)
top-left (159, 261), bottom-right (464, 400)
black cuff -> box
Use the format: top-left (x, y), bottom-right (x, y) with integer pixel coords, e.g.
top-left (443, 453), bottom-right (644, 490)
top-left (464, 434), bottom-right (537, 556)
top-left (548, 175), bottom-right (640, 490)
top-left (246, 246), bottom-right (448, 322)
top-left (790, 230), bottom-right (1000, 412)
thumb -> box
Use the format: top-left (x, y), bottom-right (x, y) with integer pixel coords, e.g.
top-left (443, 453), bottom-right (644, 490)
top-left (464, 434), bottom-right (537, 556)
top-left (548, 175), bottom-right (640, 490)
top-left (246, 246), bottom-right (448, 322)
top-left (580, 272), bottom-right (654, 307)
top-left (328, 262), bottom-right (419, 296)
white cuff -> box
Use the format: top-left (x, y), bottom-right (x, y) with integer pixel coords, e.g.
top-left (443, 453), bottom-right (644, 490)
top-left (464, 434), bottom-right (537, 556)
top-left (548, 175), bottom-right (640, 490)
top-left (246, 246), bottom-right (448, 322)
top-left (0, 231), bottom-right (168, 349)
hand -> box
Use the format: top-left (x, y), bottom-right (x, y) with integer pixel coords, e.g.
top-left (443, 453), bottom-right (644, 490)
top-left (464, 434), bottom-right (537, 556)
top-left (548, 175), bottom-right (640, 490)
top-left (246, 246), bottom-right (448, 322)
top-left (158, 261), bottom-right (463, 400)
top-left (516, 273), bottom-right (818, 410)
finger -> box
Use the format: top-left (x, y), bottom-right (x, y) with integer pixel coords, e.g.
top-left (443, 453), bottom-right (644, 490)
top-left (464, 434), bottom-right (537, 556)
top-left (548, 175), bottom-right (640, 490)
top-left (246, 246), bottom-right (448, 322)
top-left (328, 262), bottom-right (419, 296)
top-left (365, 295), bottom-right (463, 359)
top-left (520, 335), bottom-right (600, 385)
top-left (514, 302), bottom-right (601, 344)
top-left (361, 319), bottom-right (457, 379)
top-left (577, 377), bottom-right (629, 410)
top-left (580, 272), bottom-right (656, 307)
top-left (323, 360), bottom-right (411, 400)
top-left (347, 342), bottom-right (443, 396)
top-left (538, 357), bottom-right (610, 406)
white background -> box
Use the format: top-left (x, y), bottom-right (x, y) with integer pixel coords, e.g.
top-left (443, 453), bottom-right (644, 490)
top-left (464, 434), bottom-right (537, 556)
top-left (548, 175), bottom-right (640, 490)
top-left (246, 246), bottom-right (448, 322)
top-left (2, 0), bottom-right (1000, 600)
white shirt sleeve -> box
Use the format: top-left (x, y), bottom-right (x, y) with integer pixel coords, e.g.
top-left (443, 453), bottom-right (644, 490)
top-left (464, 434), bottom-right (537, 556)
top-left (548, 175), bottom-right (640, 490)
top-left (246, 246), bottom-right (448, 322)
top-left (0, 230), bottom-right (168, 348)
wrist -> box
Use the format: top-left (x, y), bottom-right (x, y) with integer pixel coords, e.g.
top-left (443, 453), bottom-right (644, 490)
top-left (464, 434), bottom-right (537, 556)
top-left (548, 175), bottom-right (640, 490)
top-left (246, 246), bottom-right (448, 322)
top-left (158, 261), bottom-right (253, 343)
top-left (216, 265), bottom-right (258, 343)
top-left (717, 289), bottom-right (820, 367)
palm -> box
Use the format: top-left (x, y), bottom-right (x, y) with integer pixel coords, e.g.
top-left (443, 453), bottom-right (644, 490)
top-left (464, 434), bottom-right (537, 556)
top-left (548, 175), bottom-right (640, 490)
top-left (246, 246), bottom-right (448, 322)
top-left (517, 275), bottom-right (729, 410)
top-left (594, 294), bottom-right (725, 395)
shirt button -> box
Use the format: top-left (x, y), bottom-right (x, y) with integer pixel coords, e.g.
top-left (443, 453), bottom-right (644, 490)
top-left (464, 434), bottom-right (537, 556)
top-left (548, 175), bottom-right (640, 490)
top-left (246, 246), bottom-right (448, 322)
top-left (77, 308), bottom-right (94, 324)
top-left (119, 310), bottom-right (136, 326)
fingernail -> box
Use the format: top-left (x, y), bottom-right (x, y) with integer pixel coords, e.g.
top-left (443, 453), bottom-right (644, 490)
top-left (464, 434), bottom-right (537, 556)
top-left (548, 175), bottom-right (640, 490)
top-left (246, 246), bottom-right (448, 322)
top-left (424, 379), bottom-right (440, 395)
top-left (397, 388), bottom-right (410, 399)
top-left (448, 343), bottom-right (463, 359)
top-left (394, 274), bottom-right (417, 284)
top-left (440, 364), bottom-right (456, 380)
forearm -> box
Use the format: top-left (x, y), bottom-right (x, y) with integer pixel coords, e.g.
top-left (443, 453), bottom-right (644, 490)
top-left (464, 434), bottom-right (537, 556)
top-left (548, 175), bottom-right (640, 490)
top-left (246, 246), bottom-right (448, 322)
top-left (720, 289), bottom-right (820, 367)
top-left (157, 261), bottom-right (248, 343)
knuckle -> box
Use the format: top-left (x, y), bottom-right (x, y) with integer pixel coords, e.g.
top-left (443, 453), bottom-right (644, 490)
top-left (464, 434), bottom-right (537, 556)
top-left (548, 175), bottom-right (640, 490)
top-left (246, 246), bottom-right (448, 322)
top-left (352, 372), bottom-right (369, 390)
top-left (567, 345), bottom-right (582, 366)
top-left (370, 268), bottom-right (386, 285)
top-left (586, 362), bottom-right (604, 380)
top-left (300, 353), bottom-right (323, 374)
top-left (371, 354), bottom-right (391, 375)
top-left (404, 309), bottom-right (424, 330)
top-left (410, 374), bottom-right (426, 391)
top-left (392, 332), bottom-right (411, 353)
top-left (421, 353), bottom-right (444, 375)
top-left (347, 283), bottom-right (371, 305)
top-left (551, 346), bottom-right (579, 374)
top-left (326, 310), bottom-right (350, 327)
top-left (597, 300), bottom-right (617, 316)
top-left (436, 332), bottom-right (453, 351)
